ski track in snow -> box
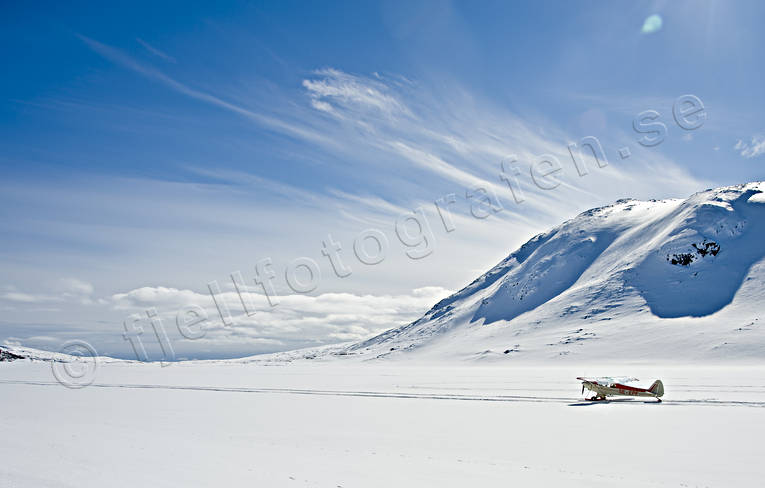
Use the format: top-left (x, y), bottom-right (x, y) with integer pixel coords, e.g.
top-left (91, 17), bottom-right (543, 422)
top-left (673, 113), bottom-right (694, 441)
top-left (3, 378), bottom-right (764, 408)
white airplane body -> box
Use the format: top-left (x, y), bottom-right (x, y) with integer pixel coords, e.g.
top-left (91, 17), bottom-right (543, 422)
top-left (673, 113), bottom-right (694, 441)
top-left (577, 376), bottom-right (664, 402)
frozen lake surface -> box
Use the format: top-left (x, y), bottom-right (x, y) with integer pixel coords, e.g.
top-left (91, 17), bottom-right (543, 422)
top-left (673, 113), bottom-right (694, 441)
top-left (2, 360), bottom-right (765, 487)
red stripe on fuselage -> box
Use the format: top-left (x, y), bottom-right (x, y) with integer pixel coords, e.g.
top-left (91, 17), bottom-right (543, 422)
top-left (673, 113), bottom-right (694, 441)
top-left (612, 383), bottom-right (648, 393)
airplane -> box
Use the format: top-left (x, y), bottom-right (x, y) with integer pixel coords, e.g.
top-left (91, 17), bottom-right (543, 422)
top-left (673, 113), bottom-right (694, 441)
top-left (577, 376), bottom-right (664, 402)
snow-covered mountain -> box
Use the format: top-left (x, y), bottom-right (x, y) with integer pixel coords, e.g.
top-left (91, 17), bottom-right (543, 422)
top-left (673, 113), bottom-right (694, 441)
top-left (331, 181), bottom-right (765, 362)
top-left (0, 343), bottom-right (125, 364)
top-left (5, 182), bottom-right (764, 365)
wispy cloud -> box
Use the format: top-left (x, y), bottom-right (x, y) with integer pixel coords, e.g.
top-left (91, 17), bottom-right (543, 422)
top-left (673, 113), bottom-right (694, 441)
top-left (136, 38), bottom-right (176, 63)
top-left (0, 279), bottom-right (98, 308)
top-left (0, 292), bottom-right (64, 304)
top-left (303, 68), bottom-right (411, 117)
top-left (298, 68), bottom-right (709, 221)
top-left (76, 35), bottom-right (708, 221)
top-left (734, 135), bottom-right (765, 158)
top-left (77, 35), bottom-right (334, 148)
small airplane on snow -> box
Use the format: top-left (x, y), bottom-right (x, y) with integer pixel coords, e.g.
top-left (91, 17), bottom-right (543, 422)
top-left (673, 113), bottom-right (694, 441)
top-left (577, 376), bottom-right (664, 402)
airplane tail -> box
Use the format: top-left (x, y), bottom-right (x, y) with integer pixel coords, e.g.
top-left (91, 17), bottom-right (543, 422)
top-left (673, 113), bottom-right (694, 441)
top-left (649, 380), bottom-right (664, 397)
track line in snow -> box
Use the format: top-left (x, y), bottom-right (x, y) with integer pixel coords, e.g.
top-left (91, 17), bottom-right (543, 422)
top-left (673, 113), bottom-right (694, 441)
top-left (2, 379), bottom-right (765, 407)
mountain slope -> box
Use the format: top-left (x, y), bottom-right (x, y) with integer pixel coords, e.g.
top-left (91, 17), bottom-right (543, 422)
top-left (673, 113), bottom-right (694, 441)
top-left (344, 182), bottom-right (765, 361)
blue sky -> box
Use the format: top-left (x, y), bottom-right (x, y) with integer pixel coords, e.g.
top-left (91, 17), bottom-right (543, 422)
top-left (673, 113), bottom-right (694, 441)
top-left (1, 1), bottom-right (764, 359)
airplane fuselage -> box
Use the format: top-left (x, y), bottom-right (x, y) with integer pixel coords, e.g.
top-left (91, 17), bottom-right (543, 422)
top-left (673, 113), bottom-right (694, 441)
top-left (577, 377), bottom-right (664, 401)
top-left (584, 382), bottom-right (657, 398)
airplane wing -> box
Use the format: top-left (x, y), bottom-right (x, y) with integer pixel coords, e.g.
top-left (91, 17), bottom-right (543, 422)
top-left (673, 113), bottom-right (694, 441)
top-left (577, 376), bottom-right (640, 387)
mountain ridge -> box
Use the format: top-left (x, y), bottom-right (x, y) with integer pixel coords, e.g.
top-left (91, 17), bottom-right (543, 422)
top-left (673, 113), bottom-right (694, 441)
top-left (337, 181), bottom-right (765, 361)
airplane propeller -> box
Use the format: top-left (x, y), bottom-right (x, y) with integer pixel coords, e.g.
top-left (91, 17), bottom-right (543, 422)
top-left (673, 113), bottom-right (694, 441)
top-left (581, 383), bottom-right (585, 395)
